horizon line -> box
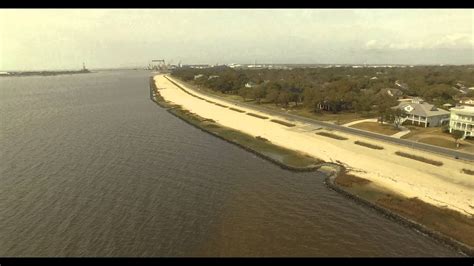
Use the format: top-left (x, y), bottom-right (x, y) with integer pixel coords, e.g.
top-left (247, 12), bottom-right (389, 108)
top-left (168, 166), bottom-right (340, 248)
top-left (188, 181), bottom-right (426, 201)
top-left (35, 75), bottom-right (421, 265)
top-left (3, 63), bottom-right (474, 72)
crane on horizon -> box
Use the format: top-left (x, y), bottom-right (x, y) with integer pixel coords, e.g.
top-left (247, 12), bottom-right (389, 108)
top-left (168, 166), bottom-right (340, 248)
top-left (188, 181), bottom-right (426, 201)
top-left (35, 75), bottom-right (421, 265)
top-left (149, 59), bottom-right (167, 72)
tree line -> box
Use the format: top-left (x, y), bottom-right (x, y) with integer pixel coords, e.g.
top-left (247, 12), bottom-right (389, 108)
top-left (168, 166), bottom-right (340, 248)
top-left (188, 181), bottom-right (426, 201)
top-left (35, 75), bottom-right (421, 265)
top-left (171, 65), bottom-right (474, 121)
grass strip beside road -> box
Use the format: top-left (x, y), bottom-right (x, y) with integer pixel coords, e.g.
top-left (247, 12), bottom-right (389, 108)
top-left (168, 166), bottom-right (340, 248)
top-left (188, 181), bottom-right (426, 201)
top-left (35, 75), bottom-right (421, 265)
top-left (395, 151), bottom-right (443, 166)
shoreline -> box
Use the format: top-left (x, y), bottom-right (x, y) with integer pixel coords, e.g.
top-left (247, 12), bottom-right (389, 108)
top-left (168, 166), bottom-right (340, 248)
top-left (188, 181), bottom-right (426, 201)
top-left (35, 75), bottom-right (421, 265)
top-left (150, 75), bottom-right (473, 256)
top-left (148, 77), bottom-right (324, 173)
top-left (162, 74), bottom-right (474, 216)
top-left (324, 174), bottom-right (473, 256)
top-left (0, 70), bottom-right (92, 77)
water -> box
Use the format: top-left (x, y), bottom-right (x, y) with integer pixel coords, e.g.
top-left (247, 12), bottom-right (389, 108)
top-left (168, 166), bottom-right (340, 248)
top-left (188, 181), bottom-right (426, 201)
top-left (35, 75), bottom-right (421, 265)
top-left (0, 70), bottom-right (459, 256)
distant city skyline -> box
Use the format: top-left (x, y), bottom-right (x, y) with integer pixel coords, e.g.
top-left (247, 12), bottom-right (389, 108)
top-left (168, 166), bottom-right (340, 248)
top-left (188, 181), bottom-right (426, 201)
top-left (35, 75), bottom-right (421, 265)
top-left (1, 9), bottom-right (473, 71)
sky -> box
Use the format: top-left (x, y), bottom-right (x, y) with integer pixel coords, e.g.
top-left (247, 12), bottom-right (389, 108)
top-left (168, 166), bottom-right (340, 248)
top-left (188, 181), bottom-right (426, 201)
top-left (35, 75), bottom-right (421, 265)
top-left (0, 9), bottom-right (473, 70)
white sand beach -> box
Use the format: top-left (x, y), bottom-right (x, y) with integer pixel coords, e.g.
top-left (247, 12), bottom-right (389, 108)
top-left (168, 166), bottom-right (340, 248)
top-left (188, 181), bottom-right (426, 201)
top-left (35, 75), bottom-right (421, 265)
top-left (154, 74), bottom-right (474, 217)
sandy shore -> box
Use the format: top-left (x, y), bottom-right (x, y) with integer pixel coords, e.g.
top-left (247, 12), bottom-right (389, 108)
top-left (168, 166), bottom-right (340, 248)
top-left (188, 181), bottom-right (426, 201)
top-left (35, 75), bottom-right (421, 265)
top-left (154, 74), bottom-right (474, 217)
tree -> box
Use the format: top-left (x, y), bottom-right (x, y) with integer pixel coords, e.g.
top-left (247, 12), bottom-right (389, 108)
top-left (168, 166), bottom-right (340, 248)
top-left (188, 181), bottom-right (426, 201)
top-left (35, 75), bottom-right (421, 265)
top-left (441, 125), bottom-right (450, 133)
top-left (466, 90), bottom-right (474, 98)
top-left (374, 94), bottom-right (398, 124)
top-left (303, 87), bottom-right (324, 112)
top-left (170, 65), bottom-right (474, 124)
top-left (385, 108), bottom-right (406, 129)
top-left (277, 91), bottom-right (291, 107)
top-left (353, 92), bottom-right (375, 114)
top-left (251, 86), bottom-right (266, 104)
top-left (238, 87), bottom-right (252, 101)
top-left (289, 92), bottom-right (300, 106)
top-left (422, 84), bottom-right (457, 103)
top-left (265, 89), bottom-right (280, 104)
top-left (452, 130), bottom-right (464, 148)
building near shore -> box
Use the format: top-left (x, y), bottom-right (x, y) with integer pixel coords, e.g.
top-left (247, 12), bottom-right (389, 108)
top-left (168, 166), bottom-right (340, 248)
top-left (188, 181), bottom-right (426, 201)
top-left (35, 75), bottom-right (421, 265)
top-left (443, 103), bottom-right (454, 109)
top-left (449, 105), bottom-right (474, 138)
top-left (458, 97), bottom-right (474, 106)
top-left (245, 81), bottom-right (257, 88)
top-left (378, 88), bottom-right (404, 99)
top-left (194, 74), bottom-right (204, 80)
top-left (186, 64), bottom-right (211, 69)
top-left (394, 98), bottom-right (450, 127)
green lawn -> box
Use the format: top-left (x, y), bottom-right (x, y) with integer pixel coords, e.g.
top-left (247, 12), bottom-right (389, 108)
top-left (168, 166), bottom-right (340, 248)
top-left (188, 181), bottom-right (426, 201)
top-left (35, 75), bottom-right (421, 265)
top-left (350, 122), bottom-right (401, 135)
top-left (418, 137), bottom-right (458, 149)
top-left (259, 104), bottom-right (372, 125)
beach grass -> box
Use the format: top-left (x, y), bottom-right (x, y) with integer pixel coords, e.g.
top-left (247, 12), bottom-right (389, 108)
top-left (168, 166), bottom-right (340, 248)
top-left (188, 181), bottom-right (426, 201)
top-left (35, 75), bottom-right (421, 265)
top-left (246, 113), bottom-right (269, 119)
top-left (462, 169), bottom-right (474, 175)
top-left (316, 131), bottom-right (348, 140)
top-left (229, 107), bottom-right (246, 113)
top-left (270, 119), bottom-right (296, 127)
top-left (214, 103), bottom-right (228, 108)
top-left (395, 151), bottom-right (443, 166)
top-left (354, 141), bottom-right (384, 150)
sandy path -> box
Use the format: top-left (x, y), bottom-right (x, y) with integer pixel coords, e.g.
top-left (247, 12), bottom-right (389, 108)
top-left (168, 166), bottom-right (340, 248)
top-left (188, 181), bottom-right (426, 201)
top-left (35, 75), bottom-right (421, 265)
top-left (155, 74), bottom-right (474, 217)
top-left (342, 118), bottom-right (378, 127)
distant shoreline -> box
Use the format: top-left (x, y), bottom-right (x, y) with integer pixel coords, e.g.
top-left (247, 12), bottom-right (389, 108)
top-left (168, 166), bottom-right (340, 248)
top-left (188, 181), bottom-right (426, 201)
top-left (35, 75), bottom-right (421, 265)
top-left (0, 70), bottom-right (92, 77)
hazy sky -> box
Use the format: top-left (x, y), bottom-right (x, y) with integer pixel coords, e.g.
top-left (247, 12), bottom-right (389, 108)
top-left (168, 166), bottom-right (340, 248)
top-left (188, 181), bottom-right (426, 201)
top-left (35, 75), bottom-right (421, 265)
top-left (1, 9), bottom-right (473, 70)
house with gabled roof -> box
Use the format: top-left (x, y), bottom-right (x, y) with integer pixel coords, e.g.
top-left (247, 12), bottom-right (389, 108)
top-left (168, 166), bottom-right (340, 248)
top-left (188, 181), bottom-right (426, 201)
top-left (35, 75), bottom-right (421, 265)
top-left (393, 98), bottom-right (450, 127)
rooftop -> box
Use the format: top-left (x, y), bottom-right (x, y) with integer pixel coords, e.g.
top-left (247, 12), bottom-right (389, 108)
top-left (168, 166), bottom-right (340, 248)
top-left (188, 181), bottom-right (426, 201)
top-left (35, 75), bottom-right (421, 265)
top-left (395, 100), bottom-right (450, 117)
top-left (450, 105), bottom-right (474, 114)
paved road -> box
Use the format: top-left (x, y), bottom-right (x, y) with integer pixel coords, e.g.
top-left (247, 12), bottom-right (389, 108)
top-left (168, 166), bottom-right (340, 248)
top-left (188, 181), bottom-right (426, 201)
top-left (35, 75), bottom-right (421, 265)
top-left (166, 76), bottom-right (474, 162)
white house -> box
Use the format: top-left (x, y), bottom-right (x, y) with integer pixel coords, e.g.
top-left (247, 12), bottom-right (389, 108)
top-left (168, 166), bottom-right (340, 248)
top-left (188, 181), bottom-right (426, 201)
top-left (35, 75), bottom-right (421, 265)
top-left (194, 74), bottom-right (204, 80)
top-left (449, 105), bottom-right (474, 138)
top-left (459, 97), bottom-right (474, 106)
top-left (393, 98), bottom-right (450, 127)
top-left (245, 81), bottom-right (257, 88)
